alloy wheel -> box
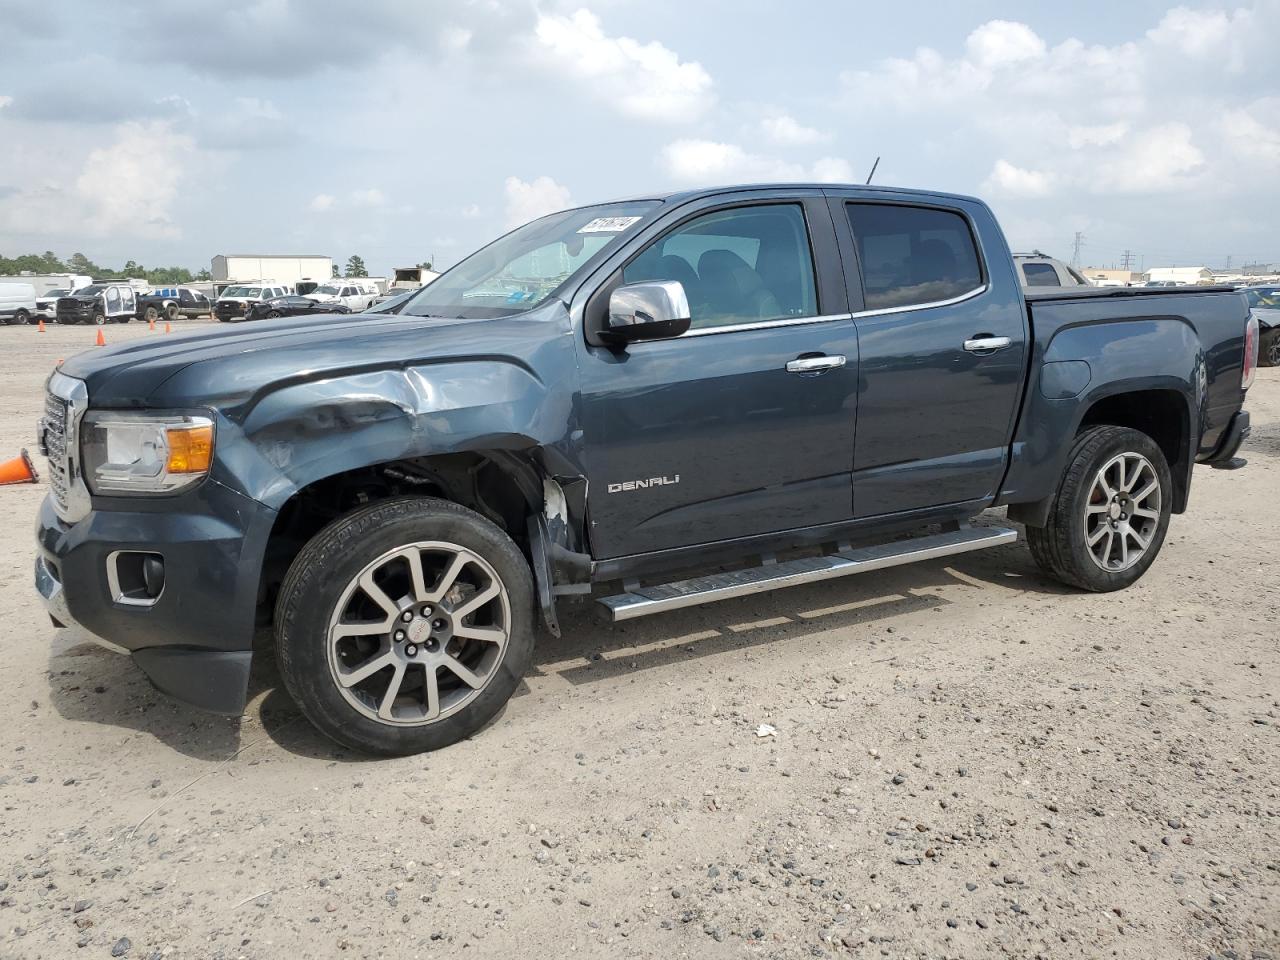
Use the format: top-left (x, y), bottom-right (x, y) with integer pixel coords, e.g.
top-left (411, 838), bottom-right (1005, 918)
top-left (326, 541), bottom-right (511, 726)
top-left (1083, 451), bottom-right (1161, 572)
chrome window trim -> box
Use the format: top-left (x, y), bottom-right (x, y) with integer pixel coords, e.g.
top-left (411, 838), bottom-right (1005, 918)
top-left (662, 282), bottom-right (988, 340)
top-left (849, 283), bottom-right (989, 319)
top-left (676, 312), bottom-right (853, 339)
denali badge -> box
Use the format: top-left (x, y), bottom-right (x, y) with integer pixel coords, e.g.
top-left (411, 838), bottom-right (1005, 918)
top-left (608, 475), bottom-right (679, 494)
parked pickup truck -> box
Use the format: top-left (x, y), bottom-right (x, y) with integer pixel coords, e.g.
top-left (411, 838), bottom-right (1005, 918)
top-left (34, 183), bottom-right (1256, 756)
top-left (135, 287), bottom-right (212, 324)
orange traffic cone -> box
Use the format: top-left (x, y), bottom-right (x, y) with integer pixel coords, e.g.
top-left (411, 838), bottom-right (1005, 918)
top-left (95, 329), bottom-right (106, 347)
top-left (0, 449), bottom-right (38, 485)
top-left (37, 318), bottom-right (46, 333)
top-left (164, 322), bottom-right (172, 334)
top-left (148, 317), bottom-right (156, 331)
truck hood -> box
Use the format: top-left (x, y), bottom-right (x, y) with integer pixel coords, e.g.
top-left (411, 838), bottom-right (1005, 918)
top-left (57, 306), bottom-right (569, 411)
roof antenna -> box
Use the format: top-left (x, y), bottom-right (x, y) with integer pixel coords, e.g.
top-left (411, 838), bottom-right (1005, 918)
top-left (865, 156), bottom-right (880, 185)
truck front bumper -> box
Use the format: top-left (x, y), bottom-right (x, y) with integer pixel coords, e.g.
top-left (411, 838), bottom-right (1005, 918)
top-left (34, 484), bottom-right (276, 715)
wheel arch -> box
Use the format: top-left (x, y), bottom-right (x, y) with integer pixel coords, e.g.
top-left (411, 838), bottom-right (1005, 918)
top-left (253, 448), bottom-right (587, 637)
top-left (1008, 381), bottom-right (1195, 527)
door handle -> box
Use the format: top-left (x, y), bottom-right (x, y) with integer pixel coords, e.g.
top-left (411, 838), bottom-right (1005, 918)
top-left (786, 355), bottom-right (846, 375)
top-left (963, 335), bottom-right (1012, 354)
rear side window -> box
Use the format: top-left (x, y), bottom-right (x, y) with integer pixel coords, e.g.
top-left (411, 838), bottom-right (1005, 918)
top-left (846, 203), bottom-right (984, 310)
top-left (1021, 262), bottom-right (1061, 287)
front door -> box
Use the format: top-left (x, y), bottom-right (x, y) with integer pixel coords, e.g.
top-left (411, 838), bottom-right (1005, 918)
top-left (832, 198), bottom-right (1027, 517)
top-left (578, 199), bottom-right (859, 559)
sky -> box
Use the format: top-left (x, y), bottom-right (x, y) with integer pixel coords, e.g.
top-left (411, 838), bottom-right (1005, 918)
top-left (0, 0), bottom-right (1277, 275)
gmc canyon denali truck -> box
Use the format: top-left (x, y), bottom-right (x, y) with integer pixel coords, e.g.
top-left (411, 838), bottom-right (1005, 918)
top-left (35, 184), bottom-right (1256, 756)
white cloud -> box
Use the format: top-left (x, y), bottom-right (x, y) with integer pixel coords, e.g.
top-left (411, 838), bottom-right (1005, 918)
top-left (0, 95), bottom-right (13, 110)
top-left (461, 204), bottom-right (482, 219)
top-left (73, 120), bottom-right (194, 237)
top-left (309, 193), bottom-right (335, 212)
top-left (349, 187), bottom-right (386, 208)
top-left (965, 20), bottom-right (1046, 68)
top-left (984, 160), bottom-right (1055, 197)
top-left (533, 9), bottom-right (713, 122)
top-left (503, 175), bottom-right (572, 228)
top-left (1146, 6), bottom-right (1255, 69)
top-left (1067, 123), bottom-right (1128, 148)
top-left (660, 139), bottom-right (852, 186)
top-left (1091, 123), bottom-right (1205, 193)
top-left (1221, 100), bottom-right (1280, 162)
top-left (760, 114), bottom-right (829, 146)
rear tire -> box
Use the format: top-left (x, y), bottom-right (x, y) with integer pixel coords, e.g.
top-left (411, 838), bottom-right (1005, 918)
top-left (144, 305), bottom-right (159, 323)
top-left (165, 303), bottom-right (180, 322)
top-left (275, 497), bottom-right (535, 756)
top-left (1027, 425), bottom-right (1172, 592)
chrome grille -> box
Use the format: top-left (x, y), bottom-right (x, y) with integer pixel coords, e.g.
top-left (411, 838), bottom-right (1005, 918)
top-left (39, 372), bottom-right (90, 522)
top-left (42, 391), bottom-right (70, 513)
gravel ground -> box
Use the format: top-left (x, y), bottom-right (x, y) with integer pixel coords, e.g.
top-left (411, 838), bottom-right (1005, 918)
top-left (0, 320), bottom-right (1276, 960)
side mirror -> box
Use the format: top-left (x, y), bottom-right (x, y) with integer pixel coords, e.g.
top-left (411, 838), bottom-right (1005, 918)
top-left (605, 280), bottom-right (691, 343)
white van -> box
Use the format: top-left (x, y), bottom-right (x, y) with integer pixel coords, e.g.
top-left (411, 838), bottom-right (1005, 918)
top-left (0, 282), bottom-right (38, 325)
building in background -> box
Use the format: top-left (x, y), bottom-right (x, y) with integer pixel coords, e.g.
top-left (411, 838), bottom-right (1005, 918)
top-left (1083, 267), bottom-right (1143, 287)
top-left (1146, 266), bottom-right (1214, 285)
top-left (211, 254), bottom-right (333, 290)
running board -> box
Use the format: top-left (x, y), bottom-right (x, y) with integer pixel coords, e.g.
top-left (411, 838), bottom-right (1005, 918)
top-left (597, 525), bottom-right (1018, 622)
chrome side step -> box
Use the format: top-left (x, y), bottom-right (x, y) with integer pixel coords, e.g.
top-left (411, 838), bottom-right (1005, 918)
top-left (597, 525), bottom-right (1017, 622)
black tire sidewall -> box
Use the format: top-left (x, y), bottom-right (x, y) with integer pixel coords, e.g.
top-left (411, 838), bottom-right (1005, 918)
top-left (1055, 427), bottom-right (1172, 591)
top-left (275, 497), bottom-right (535, 756)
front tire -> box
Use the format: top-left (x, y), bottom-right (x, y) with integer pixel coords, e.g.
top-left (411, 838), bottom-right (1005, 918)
top-left (1027, 426), bottom-right (1172, 592)
top-left (11, 309), bottom-right (29, 326)
top-left (92, 311), bottom-right (105, 326)
top-left (275, 497), bottom-right (535, 756)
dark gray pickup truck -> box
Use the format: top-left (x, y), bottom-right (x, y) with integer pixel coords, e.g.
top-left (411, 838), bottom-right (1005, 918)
top-left (35, 183), bottom-right (1257, 755)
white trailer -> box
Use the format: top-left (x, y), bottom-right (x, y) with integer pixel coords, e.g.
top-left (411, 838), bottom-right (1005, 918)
top-left (212, 255), bottom-right (334, 288)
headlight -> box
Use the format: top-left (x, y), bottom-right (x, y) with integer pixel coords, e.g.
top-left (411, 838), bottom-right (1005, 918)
top-left (81, 412), bottom-right (214, 495)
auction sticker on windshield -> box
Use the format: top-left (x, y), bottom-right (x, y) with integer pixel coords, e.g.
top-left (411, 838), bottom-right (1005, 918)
top-left (579, 216), bottom-right (643, 233)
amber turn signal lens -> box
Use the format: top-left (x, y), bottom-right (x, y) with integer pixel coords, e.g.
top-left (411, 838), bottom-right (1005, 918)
top-left (165, 424), bottom-right (214, 474)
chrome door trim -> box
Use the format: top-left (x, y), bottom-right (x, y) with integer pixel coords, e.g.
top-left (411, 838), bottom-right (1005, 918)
top-left (676, 312), bottom-right (853, 339)
top-left (786, 355), bottom-right (847, 374)
top-left (849, 283), bottom-right (989, 320)
top-left (963, 335), bottom-right (1013, 353)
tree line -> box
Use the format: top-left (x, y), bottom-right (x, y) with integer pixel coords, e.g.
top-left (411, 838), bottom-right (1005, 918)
top-left (0, 251), bottom-right (210, 284)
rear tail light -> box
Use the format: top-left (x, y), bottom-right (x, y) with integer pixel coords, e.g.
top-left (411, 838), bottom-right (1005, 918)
top-left (1242, 314), bottom-right (1258, 390)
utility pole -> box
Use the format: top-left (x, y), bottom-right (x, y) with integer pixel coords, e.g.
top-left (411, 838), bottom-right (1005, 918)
top-left (1071, 231), bottom-right (1085, 269)
top-left (1120, 249), bottom-right (1135, 271)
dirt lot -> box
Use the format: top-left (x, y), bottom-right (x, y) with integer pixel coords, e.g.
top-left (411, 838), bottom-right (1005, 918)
top-left (0, 320), bottom-right (1276, 960)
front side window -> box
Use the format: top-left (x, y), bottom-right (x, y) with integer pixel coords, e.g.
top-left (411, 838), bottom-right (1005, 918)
top-left (623, 203), bottom-right (817, 330)
top-left (1021, 262), bottom-right (1061, 287)
top-left (846, 203), bottom-right (984, 310)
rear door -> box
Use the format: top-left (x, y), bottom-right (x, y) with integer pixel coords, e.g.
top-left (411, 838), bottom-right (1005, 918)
top-left (576, 193), bottom-right (859, 558)
top-left (829, 195), bottom-right (1028, 517)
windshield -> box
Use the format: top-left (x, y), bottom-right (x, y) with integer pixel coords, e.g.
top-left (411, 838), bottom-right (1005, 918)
top-left (402, 201), bottom-right (659, 319)
top-left (77, 285), bottom-right (106, 296)
top-left (221, 286), bottom-right (245, 297)
top-left (313, 285), bottom-right (341, 295)
top-left (1244, 288), bottom-right (1280, 309)
top-left (44, 288), bottom-right (69, 297)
